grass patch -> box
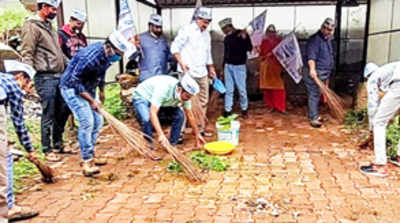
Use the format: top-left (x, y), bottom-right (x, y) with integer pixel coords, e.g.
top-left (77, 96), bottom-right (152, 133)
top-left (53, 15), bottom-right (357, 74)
top-left (167, 151), bottom-right (230, 173)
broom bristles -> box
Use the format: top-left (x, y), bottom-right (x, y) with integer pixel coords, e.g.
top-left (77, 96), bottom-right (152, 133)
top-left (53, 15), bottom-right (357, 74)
top-left (29, 157), bottom-right (55, 183)
top-left (99, 109), bottom-right (203, 182)
top-left (191, 96), bottom-right (207, 127)
top-left (312, 76), bottom-right (346, 120)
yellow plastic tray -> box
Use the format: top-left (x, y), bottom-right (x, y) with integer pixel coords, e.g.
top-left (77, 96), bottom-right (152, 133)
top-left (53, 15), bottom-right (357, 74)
top-left (204, 141), bottom-right (236, 155)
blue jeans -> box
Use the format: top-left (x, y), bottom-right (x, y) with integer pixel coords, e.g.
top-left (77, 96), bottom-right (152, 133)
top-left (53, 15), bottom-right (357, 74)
top-left (224, 64), bottom-right (248, 112)
top-left (133, 98), bottom-right (184, 145)
top-left (34, 74), bottom-right (71, 153)
top-left (303, 68), bottom-right (331, 120)
top-left (7, 153), bottom-right (13, 209)
top-left (60, 88), bottom-right (103, 161)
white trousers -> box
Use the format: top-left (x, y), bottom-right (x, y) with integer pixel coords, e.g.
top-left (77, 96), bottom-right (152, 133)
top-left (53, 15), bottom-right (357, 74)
top-left (373, 82), bottom-right (400, 165)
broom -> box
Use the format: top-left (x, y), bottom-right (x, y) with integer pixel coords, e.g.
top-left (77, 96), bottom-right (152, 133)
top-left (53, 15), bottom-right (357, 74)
top-left (99, 109), bottom-right (203, 182)
top-left (311, 76), bottom-right (346, 121)
top-left (28, 156), bottom-right (55, 183)
top-left (98, 108), bottom-right (160, 161)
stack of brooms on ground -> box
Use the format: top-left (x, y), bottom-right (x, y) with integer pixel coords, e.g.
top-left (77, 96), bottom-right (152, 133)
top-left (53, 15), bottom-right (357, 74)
top-left (98, 108), bottom-right (203, 182)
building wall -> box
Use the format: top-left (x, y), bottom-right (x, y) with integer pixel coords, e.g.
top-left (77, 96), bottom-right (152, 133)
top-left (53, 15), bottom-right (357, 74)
top-left (367, 0), bottom-right (400, 65)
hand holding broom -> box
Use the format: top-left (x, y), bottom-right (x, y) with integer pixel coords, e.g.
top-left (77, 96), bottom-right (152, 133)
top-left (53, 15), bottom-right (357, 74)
top-left (27, 151), bottom-right (55, 183)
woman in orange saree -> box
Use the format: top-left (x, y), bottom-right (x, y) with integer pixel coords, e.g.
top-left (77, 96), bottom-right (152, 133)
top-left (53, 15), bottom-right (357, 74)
top-left (259, 25), bottom-right (286, 113)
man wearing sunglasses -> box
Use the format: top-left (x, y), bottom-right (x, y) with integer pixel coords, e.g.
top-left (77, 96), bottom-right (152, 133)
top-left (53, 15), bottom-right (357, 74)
top-left (303, 18), bottom-right (335, 128)
top-left (59, 30), bottom-right (127, 177)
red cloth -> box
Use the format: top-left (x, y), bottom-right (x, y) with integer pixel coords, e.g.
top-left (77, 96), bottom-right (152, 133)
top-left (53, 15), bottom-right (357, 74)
top-left (263, 89), bottom-right (286, 112)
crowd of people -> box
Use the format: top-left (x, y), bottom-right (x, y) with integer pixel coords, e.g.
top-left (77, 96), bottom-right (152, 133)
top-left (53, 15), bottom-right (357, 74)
top-left (1, 0), bottom-right (400, 221)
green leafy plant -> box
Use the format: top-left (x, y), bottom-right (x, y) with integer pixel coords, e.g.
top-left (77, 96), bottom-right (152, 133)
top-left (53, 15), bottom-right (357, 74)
top-left (217, 114), bottom-right (239, 131)
top-left (344, 108), bottom-right (368, 129)
top-left (103, 84), bottom-right (128, 120)
top-left (387, 116), bottom-right (400, 159)
top-left (0, 5), bottom-right (31, 35)
top-left (189, 151), bottom-right (230, 171)
top-left (167, 161), bottom-right (183, 173)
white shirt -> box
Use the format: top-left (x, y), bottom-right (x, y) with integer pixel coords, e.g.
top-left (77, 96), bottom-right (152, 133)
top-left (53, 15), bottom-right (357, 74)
top-left (367, 61), bottom-right (400, 129)
top-left (170, 22), bottom-right (213, 78)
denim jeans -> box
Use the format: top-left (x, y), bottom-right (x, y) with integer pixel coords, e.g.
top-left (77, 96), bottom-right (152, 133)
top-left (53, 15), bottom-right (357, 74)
top-left (0, 105), bottom-right (8, 220)
top-left (60, 88), bottom-right (103, 161)
top-left (224, 64), bottom-right (248, 112)
top-left (303, 68), bottom-right (331, 120)
top-left (133, 98), bottom-right (184, 145)
top-left (34, 74), bottom-right (71, 153)
top-left (7, 153), bottom-right (13, 209)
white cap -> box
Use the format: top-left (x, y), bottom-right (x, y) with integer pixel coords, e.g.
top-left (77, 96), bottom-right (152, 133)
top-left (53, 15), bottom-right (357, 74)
top-left (364, 62), bottom-right (379, 78)
top-left (322, 17), bottom-right (335, 29)
top-left (4, 60), bottom-right (36, 79)
top-left (71, 9), bottom-right (86, 22)
top-left (108, 29), bottom-right (129, 52)
top-left (180, 75), bottom-right (199, 95)
top-left (218, 18), bottom-right (232, 29)
top-left (196, 7), bottom-right (212, 20)
top-left (149, 14), bottom-right (162, 26)
top-left (37, 0), bottom-right (61, 8)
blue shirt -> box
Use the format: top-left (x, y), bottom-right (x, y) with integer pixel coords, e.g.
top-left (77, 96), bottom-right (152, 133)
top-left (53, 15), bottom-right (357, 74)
top-left (60, 42), bottom-right (110, 95)
top-left (0, 73), bottom-right (33, 152)
top-left (131, 32), bottom-right (171, 82)
top-left (305, 31), bottom-right (334, 71)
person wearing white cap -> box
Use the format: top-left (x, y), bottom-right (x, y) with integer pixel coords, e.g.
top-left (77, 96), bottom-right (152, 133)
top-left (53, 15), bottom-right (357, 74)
top-left (132, 75), bottom-right (206, 149)
top-left (59, 30), bottom-right (128, 177)
top-left (360, 61), bottom-right (400, 177)
top-left (219, 17), bottom-right (252, 119)
top-left (0, 60), bottom-right (39, 221)
top-left (58, 9), bottom-right (88, 59)
top-left (303, 17), bottom-right (336, 128)
top-left (131, 14), bottom-right (173, 82)
top-left (21, 0), bottom-right (70, 162)
top-left (171, 6), bottom-right (217, 136)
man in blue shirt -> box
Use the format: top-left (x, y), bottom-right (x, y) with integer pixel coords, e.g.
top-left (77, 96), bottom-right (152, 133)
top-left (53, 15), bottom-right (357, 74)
top-left (1, 60), bottom-right (38, 221)
top-left (132, 14), bottom-right (173, 82)
top-left (303, 18), bottom-right (335, 128)
top-left (60, 30), bottom-right (128, 177)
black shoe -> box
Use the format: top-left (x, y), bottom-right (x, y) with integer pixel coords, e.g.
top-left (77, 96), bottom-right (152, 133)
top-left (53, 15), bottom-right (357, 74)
top-left (223, 111), bottom-right (232, 118)
top-left (309, 118), bottom-right (322, 128)
top-left (177, 136), bottom-right (184, 145)
top-left (241, 110), bottom-right (248, 119)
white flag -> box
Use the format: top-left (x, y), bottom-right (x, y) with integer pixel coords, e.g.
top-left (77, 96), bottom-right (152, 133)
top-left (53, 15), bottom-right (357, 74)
top-left (249, 10), bottom-right (267, 34)
top-left (117, 0), bottom-right (137, 58)
top-left (273, 33), bottom-right (303, 84)
top-left (118, 0), bottom-right (136, 40)
top-left (191, 0), bottom-right (202, 22)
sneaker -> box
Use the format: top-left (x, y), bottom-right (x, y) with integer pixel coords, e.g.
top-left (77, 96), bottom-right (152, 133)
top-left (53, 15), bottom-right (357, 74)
top-left (55, 146), bottom-right (78, 155)
top-left (8, 205), bottom-right (39, 221)
top-left (317, 116), bottom-right (328, 122)
top-left (177, 136), bottom-right (184, 145)
top-left (223, 111), bottom-right (232, 118)
top-left (93, 157), bottom-right (107, 166)
top-left (389, 156), bottom-right (400, 167)
top-left (241, 110), bottom-right (249, 119)
top-left (82, 160), bottom-right (100, 177)
top-left (309, 118), bottom-right (322, 128)
top-left (44, 152), bottom-right (62, 162)
top-left (360, 164), bottom-right (388, 177)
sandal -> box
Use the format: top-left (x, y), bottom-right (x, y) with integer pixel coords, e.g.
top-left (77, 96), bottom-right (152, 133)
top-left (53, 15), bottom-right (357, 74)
top-left (360, 164), bottom-right (388, 177)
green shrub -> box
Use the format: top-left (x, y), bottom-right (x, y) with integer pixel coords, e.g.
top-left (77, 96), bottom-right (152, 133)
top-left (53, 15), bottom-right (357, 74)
top-left (103, 84), bottom-right (128, 120)
top-left (0, 5), bottom-right (31, 35)
top-left (387, 116), bottom-right (400, 158)
top-left (344, 108), bottom-right (368, 129)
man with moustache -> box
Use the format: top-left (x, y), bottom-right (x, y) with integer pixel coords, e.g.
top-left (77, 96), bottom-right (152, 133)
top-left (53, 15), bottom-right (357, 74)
top-left (132, 14), bottom-right (173, 83)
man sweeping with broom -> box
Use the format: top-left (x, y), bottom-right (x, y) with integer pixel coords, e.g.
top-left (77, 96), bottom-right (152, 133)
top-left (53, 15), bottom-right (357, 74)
top-left (303, 18), bottom-right (335, 128)
top-left (60, 30), bottom-right (128, 177)
top-left (1, 60), bottom-right (39, 221)
top-left (360, 62), bottom-right (400, 177)
top-left (132, 75), bottom-right (206, 149)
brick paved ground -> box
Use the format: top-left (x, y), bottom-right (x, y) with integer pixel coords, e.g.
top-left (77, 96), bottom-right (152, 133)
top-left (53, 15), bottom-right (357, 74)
top-left (16, 104), bottom-right (400, 223)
